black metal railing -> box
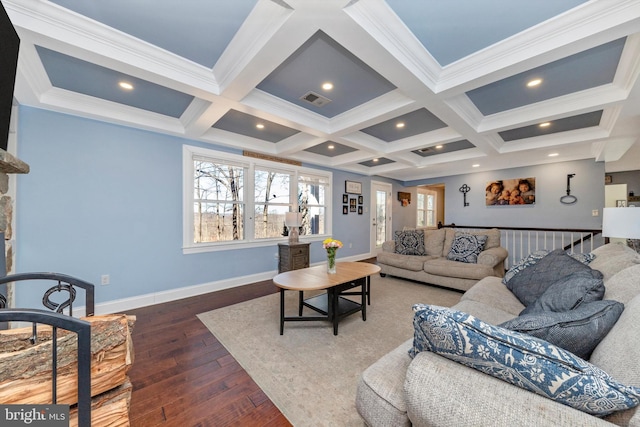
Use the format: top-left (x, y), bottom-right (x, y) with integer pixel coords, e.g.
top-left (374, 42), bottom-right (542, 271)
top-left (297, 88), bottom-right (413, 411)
top-left (0, 309), bottom-right (92, 427)
top-left (0, 273), bottom-right (95, 426)
top-left (0, 272), bottom-right (95, 316)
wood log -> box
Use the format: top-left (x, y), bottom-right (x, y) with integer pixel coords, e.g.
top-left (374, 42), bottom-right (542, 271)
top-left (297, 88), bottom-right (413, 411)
top-left (69, 377), bottom-right (132, 427)
top-left (0, 314), bottom-right (135, 405)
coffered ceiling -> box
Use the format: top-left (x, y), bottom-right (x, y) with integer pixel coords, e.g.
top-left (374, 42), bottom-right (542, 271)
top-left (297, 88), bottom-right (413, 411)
top-left (4, 0), bottom-right (640, 181)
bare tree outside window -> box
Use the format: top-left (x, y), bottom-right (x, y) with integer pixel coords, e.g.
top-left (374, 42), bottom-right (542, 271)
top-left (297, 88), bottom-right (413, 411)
top-left (194, 160), bottom-right (244, 242)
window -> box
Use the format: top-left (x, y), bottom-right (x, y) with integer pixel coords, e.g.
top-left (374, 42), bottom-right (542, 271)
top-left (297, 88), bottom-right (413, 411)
top-left (184, 146), bottom-right (332, 252)
top-left (417, 189), bottom-right (436, 228)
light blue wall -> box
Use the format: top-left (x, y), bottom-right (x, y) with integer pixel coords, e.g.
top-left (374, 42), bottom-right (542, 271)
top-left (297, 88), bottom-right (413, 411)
top-left (15, 107), bottom-right (375, 308)
top-left (400, 159), bottom-right (605, 231)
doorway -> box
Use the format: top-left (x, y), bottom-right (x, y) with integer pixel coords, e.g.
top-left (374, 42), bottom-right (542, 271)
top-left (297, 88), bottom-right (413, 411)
top-left (370, 181), bottom-right (392, 254)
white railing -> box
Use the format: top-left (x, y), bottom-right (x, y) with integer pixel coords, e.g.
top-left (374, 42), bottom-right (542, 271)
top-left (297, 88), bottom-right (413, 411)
top-left (450, 226), bottom-right (604, 268)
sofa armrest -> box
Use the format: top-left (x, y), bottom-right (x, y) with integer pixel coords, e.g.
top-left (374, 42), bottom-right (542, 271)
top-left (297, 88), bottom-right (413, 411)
top-left (404, 351), bottom-right (613, 427)
top-left (382, 240), bottom-right (395, 253)
top-left (477, 246), bottom-right (508, 267)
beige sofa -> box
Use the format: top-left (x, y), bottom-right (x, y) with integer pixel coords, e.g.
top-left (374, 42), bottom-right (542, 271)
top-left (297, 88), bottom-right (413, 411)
top-left (356, 243), bottom-right (640, 426)
top-left (377, 228), bottom-right (508, 292)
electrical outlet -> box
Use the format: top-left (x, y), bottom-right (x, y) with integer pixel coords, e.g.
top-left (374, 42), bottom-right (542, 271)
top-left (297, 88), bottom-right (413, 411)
top-left (592, 209), bottom-right (599, 217)
top-left (101, 274), bottom-right (110, 285)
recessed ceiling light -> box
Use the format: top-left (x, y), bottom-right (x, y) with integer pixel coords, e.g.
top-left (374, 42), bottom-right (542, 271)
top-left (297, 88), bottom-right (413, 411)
top-left (396, 122), bottom-right (405, 128)
top-left (539, 122), bottom-right (551, 128)
top-left (527, 78), bottom-right (543, 88)
top-left (472, 164), bottom-right (480, 168)
top-left (327, 144), bottom-right (334, 149)
top-left (322, 82), bottom-right (333, 91)
top-left (435, 145), bottom-right (443, 149)
top-left (548, 153), bottom-right (559, 157)
top-left (256, 123), bottom-right (265, 129)
top-left (372, 158), bottom-right (379, 162)
top-left (118, 81), bottom-right (134, 90)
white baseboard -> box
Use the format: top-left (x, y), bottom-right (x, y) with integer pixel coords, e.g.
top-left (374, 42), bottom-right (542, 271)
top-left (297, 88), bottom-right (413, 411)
top-left (83, 252), bottom-right (376, 316)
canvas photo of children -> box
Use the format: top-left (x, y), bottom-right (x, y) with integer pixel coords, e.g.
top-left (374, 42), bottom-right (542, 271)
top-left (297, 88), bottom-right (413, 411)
top-left (486, 177), bottom-right (535, 206)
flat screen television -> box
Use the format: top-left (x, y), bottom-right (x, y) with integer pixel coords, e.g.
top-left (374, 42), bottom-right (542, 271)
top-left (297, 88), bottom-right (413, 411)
top-left (0, 3), bottom-right (19, 152)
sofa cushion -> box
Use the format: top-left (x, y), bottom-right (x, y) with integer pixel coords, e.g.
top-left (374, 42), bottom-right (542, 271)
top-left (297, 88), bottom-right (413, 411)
top-left (446, 232), bottom-right (488, 263)
top-left (423, 258), bottom-right (495, 280)
top-left (409, 304), bottom-right (640, 416)
top-left (506, 249), bottom-right (593, 306)
top-left (356, 339), bottom-right (412, 427)
top-left (500, 300), bottom-right (624, 359)
top-left (423, 228), bottom-right (446, 256)
top-left (460, 276), bottom-right (525, 317)
top-left (592, 293), bottom-right (640, 425)
top-left (604, 264), bottom-right (640, 304)
top-left (589, 243), bottom-right (640, 282)
top-left (394, 230), bottom-right (426, 255)
top-left (520, 269), bottom-right (605, 316)
top-left (377, 251), bottom-right (432, 272)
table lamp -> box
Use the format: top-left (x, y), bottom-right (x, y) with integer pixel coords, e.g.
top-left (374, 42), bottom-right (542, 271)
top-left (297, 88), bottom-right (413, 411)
top-left (285, 212), bottom-right (302, 244)
top-left (602, 207), bottom-right (640, 240)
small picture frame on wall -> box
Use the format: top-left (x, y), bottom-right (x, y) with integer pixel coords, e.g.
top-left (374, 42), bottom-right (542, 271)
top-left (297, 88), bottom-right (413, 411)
top-left (616, 199), bottom-right (627, 207)
top-left (343, 205), bottom-right (348, 214)
top-left (358, 206), bottom-right (363, 215)
top-left (605, 175), bottom-right (613, 184)
top-left (345, 180), bottom-right (362, 194)
top-left (358, 195), bottom-right (363, 204)
top-left (343, 194), bottom-right (348, 204)
top-left (350, 198), bottom-right (357, 212)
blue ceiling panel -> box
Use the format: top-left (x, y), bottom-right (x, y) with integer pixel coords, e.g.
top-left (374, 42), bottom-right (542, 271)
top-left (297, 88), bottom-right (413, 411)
top-left (212, 110), bottom-right (299, 143)
top-left (359, 157), bottom-right (395, 167)
top-left (36, 46), bottom-right (194, 118)
top-left (257, 31), bottom-right (396, 118)
top-left (467, 39), bottom-right (625, 116)
top-left (361, 108), bottom-right (447, 142)
top-left (412, 140), bottom-right (475, 157)
top-left (304, 141), bottom-right (357, 157)
top-left (499, 110), bottom-right (603, 141)
top-left (48, 0), bottom-right (258, 68)
top-left (386, 0), bottom-right (588, 66)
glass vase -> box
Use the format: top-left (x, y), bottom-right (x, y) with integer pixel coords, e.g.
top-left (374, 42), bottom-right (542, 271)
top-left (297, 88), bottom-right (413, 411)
top-left (327, 253), bottom-right (336, 274)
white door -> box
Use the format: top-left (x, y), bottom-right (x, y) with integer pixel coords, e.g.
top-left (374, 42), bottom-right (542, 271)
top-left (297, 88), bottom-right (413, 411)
top-left (371, 181), bottom-right (392, 254)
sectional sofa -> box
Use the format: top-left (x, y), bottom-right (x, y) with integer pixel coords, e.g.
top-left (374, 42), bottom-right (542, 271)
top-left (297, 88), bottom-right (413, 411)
top-left (357, 242), bottom-right (640, 426)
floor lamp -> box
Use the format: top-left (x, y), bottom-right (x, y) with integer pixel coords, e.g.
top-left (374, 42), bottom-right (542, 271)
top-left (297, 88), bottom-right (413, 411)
top-left (285, 212), bottom-right (302, 244)
top-left (602, 207), bottom-right (640, 244)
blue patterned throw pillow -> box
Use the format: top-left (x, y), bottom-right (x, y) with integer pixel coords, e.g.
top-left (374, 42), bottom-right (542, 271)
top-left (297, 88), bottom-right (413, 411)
top-left (409, 304), bottom-right (640, 416)
top-left (446, 232), bottom-right (488, 263)
top-left (394, 230), bottom-right (425, 255)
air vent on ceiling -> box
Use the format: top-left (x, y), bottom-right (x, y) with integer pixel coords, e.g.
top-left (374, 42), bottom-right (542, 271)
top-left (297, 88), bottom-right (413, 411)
top-left (418, 147), bottom-right (432, 153)
top-left (301, 91), bottom-right (332, 107)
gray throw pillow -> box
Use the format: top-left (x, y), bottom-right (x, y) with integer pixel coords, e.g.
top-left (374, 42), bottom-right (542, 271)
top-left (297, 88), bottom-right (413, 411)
top-left (500, 300), bottom-right (624, 359)
top-left (394, 230), bottom-right (425, 255)
top-left (506, 249), bottom-right (593, 306)
top-left (520, 269), bottom-right (605, 316)
top-left (446, 232), bottom-right (488, 263)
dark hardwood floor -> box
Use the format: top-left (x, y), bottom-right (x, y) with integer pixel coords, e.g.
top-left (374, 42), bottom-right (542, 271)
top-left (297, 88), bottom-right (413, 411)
top-left (126, 279), bottom-right (293, 427)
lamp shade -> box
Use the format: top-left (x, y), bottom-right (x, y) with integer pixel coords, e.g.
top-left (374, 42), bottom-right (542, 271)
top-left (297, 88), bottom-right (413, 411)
top-left (602, 207), bottom-right (640, 239)
top-left (284, 212), bottom-right (302, 227)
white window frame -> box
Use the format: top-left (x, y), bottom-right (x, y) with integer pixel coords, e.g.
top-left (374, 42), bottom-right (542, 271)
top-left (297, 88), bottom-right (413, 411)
top-left (183, 145), bottom-right (332, 254)
top-left (417, 188), bottom-right (437, 228)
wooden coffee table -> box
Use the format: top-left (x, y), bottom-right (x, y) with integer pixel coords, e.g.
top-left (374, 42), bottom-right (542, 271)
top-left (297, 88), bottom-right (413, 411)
top-left (273, 261), bottom-right (381, 335)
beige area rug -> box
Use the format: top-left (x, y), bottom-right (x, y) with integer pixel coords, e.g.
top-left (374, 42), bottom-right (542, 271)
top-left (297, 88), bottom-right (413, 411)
top-left (197, 275), bottom-right (462, 427)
